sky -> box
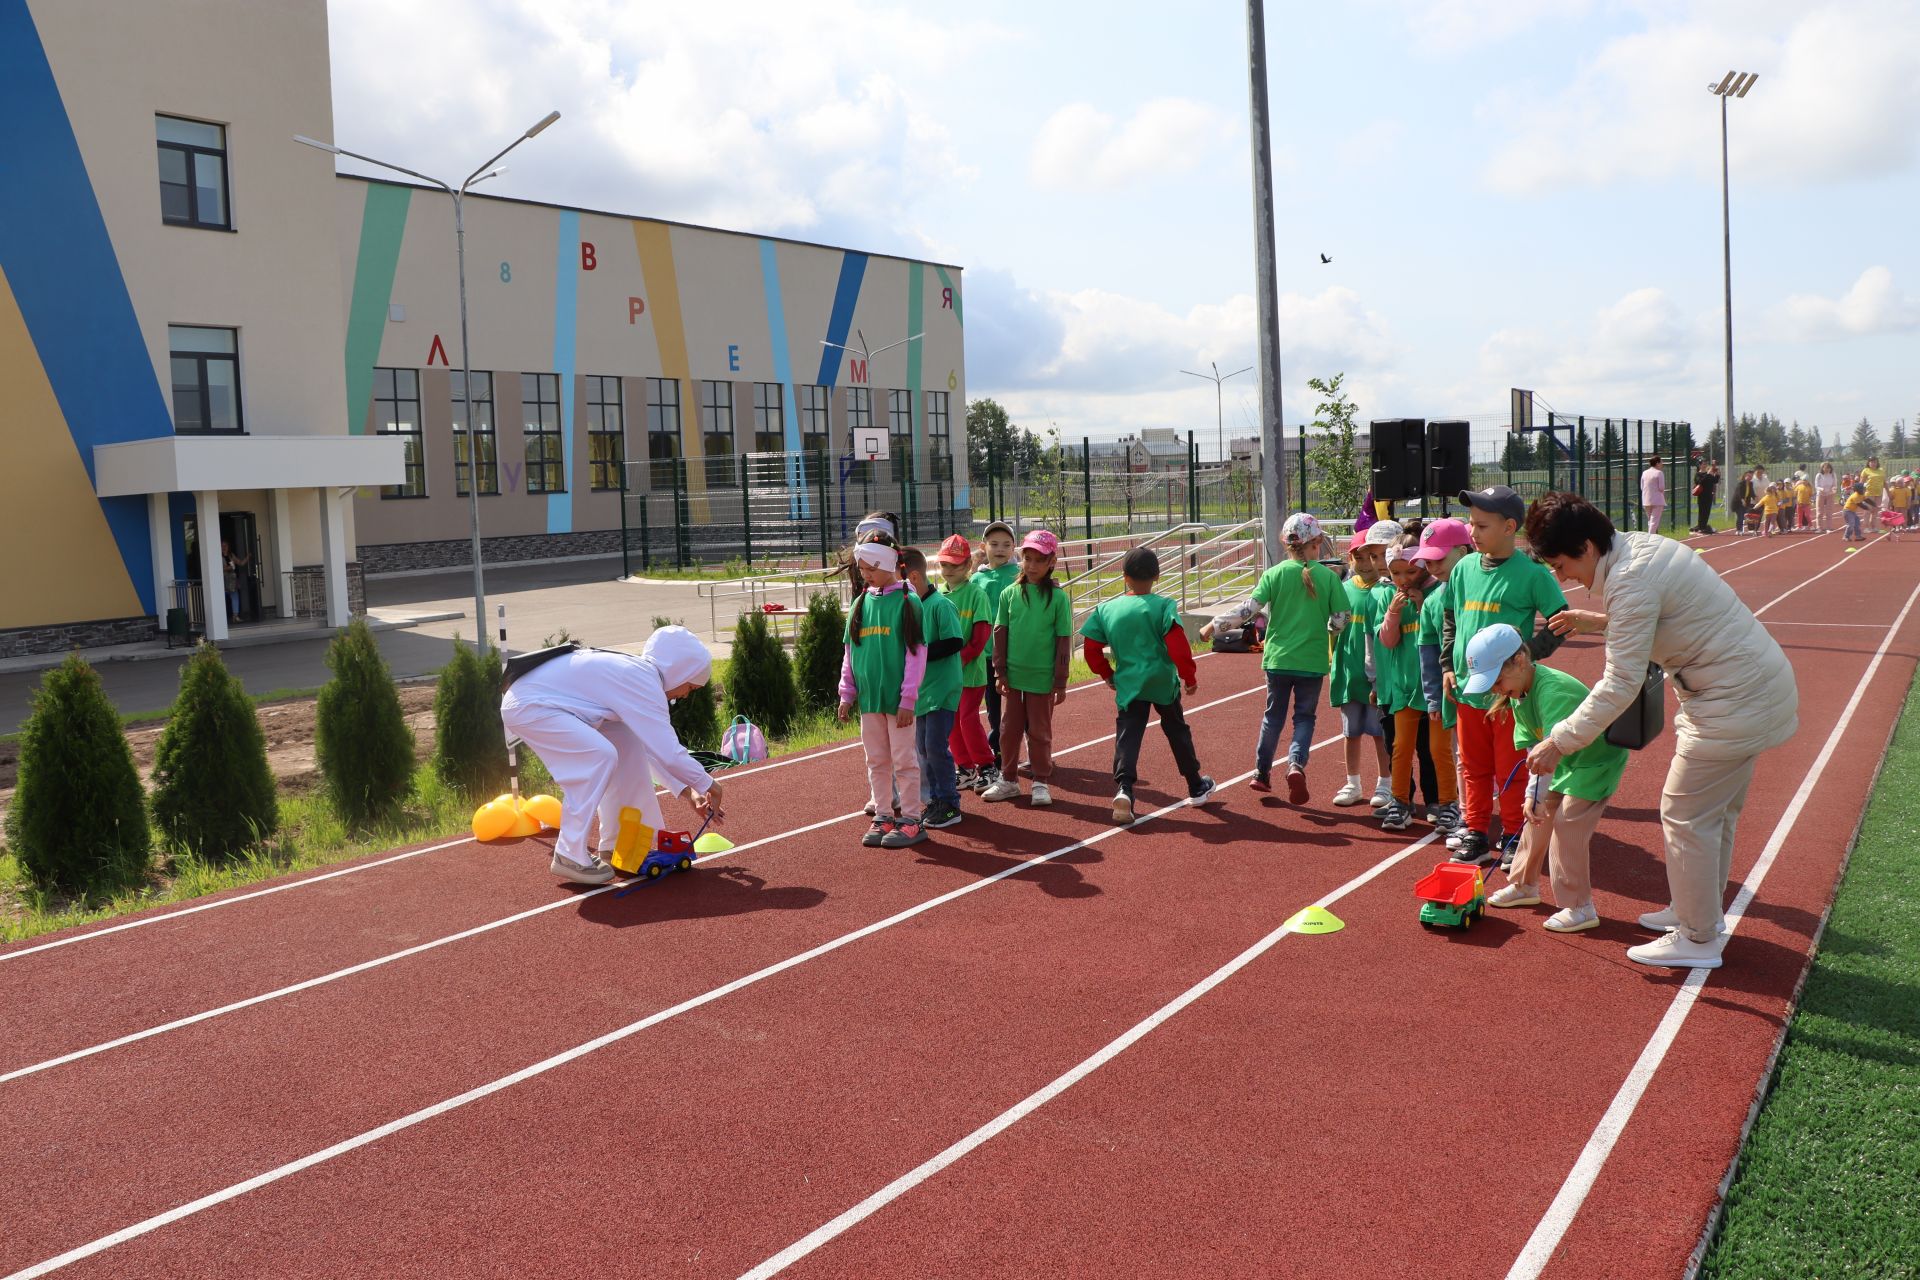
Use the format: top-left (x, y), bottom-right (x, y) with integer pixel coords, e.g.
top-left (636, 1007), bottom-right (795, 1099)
top-left (326, 0), bottom-right (1920, 459)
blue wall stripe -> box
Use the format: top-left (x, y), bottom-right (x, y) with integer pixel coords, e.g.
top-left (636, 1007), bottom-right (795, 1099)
top-left (1, 0), bottom-right (173, 611)
top-left (758, 239), bottom-right (808, 518)
top-left (548, 210), bottom-right (579, 534)
top-left (813, 251), bottom-right (869, 389)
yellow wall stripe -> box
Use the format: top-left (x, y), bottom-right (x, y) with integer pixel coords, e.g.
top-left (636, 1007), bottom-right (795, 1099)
top-left (631, 220), bottom-right (706, 502)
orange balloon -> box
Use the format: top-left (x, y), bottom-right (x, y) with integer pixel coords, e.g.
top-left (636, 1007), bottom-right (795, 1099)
top-left (508, 802), bottom-right (543, 838)
top-left (471, 801), bottom-right (515, 842)
top-left (525, 794), bottom-right (563, 829)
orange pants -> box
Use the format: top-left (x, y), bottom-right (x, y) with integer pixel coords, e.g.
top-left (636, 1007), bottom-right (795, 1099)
top-left (1391, 708), bottom-right (1456, 806)
top-left (1456, 701), bottom-right (1524, 837)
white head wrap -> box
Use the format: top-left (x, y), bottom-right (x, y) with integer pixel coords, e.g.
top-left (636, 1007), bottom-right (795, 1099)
top-left (854, 541), bottom-right (900, 572)
top-left (855, 515), bottom-right (897, 542)
top-left (640, 624), bottom-right (712, 690)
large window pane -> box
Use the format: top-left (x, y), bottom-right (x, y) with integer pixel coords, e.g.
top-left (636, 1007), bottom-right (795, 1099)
top-left (156, 116), bottom-right (230, 231)
top-left (203, 359), bottom-right (240, 433)
top-left (171, 358), bottom-right (205, 432)
top-left (170, 325), bottom-right (235, 354)
top-left (191, 152), bottom-right (227, 227)
top-left (156, 116), bottom-right (223, 148)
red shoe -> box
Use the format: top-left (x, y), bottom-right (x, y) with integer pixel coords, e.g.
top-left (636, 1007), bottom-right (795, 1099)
top-left (1286, 765), bottom-right (1309, 805)
top-left (1249, 774), bottom-right (1273, 793)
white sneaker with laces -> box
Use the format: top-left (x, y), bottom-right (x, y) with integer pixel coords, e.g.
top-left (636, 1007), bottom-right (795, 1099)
top-left (1627, 930), bottom-right (1725, 969)
top-left (1545, 904), bottom-right (1601, 933)
top-left (1637, 905), bottom-right (1727, 934)
top-left (981, 778), bottom-right (1021, 803)
top-left (1332, 780), bottom-right (1366, 806)
top-left (1487, 883), bottom-right (1541, 908)
top-left (1029, 781), bottom-right (1053, 806)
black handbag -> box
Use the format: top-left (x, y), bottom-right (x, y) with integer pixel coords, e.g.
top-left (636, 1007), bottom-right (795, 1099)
top-left (502, 641), bottom-right (580, 689)
top-left (1604, 663), bottom-right (1665, 749)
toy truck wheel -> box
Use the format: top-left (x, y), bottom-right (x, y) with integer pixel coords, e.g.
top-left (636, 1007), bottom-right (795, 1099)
top-left (645, 863), bottom-right (664, 879)
top-left (1459, 911), bottom-right (1473, 929)
top-left (676, 855), bottom-right (693, 872)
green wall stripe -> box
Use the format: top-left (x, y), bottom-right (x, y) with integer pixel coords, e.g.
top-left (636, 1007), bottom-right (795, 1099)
top-left (343, 182), bottom-right (412, 435)
top-left (933, 264), bottom-right (961, 328)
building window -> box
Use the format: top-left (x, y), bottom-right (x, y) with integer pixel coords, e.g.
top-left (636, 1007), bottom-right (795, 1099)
top-left (375, 368), bottom-right (425, 498)
top-left (700, 379), bottom-right (736, 488)
top-left (752, 382), bottom-right (785, 454)
top-left (798, 384), bottom-right (830, 458)
top-left (169, 325), bottom-right (242, 434)
top-left (846, 386), bottom-right (872, 438)
top-left (587, 375), bottom-right (625, 491)
top-left (888, 389), bottom-right (914, 481)
top-left (156, 116), bottom-right (231, 230)
top-left (646, 376), bottom-right (681, 489)
top-left (925, 390), bottom-right (951, 482)
top-left (452, 370), bottom-right (498, 495)
top-left (522, 372), bottom-right (565, 494)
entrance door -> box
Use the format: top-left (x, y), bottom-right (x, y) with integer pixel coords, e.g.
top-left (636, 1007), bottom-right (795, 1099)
top-left (218, 511), bottom-right (263, 624)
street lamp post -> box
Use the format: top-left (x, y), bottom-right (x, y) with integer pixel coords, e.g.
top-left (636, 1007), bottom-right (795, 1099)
top-left (1708, 71), bottom-right (1755, 513)
top-left (296, 111), bottom-right (560, 648)
top-left (1244, 0), bottom-right (1288, 565)
top-left (1180, 361), bottom-right (1253, 466)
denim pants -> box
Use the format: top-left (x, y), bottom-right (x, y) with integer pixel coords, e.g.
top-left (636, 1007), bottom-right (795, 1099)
top-left (916, 708), bottom-right (959, 808)
top-left (1257, 670), bottom-right (1323, 776)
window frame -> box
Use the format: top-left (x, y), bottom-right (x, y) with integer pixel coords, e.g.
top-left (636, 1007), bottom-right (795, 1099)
top-left (521, 372), bottom-right (565, 495)
top-left (451, 370), bottom-right (499, 496)
top-left (700, 379), bottom-right (737, 488)
top-left (168, 325), bottom-right (244, 435)
top-left (925, 390), bottom-right (952, 482)
top-left (888, 388), bottom-right (914, 481)
top-left (646, 376), bottom-right (682, 490)
top-left (155, 114), bottom-right (232, 231)
top-left (587, 375), bottom-right (626, 491)
top-left (798, 383), bottom-right (830, 458)
top-left (374, 367), bottom-right (426, 499)
top-left (752, 382), bottom-right (786, 455)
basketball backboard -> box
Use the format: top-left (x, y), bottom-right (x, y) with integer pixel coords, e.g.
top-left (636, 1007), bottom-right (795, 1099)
top-left (852, 426), bottom-right (889, 461)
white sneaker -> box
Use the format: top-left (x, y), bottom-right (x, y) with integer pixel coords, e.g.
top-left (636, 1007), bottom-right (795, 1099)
top-left (1445, 827), bottom-right (1469, 850)
top-left (1111, 789), bottom-right (1134, 825)
top-left (1187, 776), bottom-right (1218, 808)
top-left (550, 852), bottom-right (615, 885)
top-left (1637, 905), bottom-right (1728, 935)
top-left (1627, 930), bottom-right (1725, 970)
top-left (981, 778), bottom-right (1021, 803)
top-left (1488, 883), bottom-right (1541, 908)
top-left (1369, 781), bottom-right (1393, 808)
top-left (1030, 782), bottom-right (1053, 807)
top-left (1332, 781), bottom-right (1366, 806)
top-left (1545, 904), bottom-right (1601, 933)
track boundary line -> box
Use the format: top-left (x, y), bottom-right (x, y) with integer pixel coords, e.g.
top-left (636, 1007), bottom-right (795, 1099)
top-left (1502, 575), bottom-right (1920, 1279)
top-left (0, 683), bottom-right (1271, 1085)
top-left (0, 663), bottom-right (1206, 965)
top-left (737, 828), bottom-right (1444, 1280)
top-left (3, 756), bottom-right (1300, 1279)
top-left (1750, 534), bottom-right (1885, 617)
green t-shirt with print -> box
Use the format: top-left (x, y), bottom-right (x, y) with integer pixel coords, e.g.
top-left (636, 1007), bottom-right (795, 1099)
top-left (973, 562), bottom-right (1019, 660)
top-left (1510, 663), bottom-right (1628, 802)
top-left (1329, 575), bottom-right (1383, 706)
top-left (1446, 553), bottom-right (1568, 711)
top-left (915, 587), bottom-right (962, 716)
top-left (1418, 581), bottom-right (1456, 729)
top-left (1249, 559), bottom-right (1345, 674)
top-left (1374, 582), bottom-right (1424, 714)
top-left (939, 577), bottom-right (991, 688)
top-left (994, 578), bottom-right (1074, 695)
top-left (1081, 591), bottom-right (1181, 709)
top-left (844, 587), bottom-right (917, 715)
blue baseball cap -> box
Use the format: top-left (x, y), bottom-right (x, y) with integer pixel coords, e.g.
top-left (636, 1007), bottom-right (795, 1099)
top-left (1463, 624), bottom-right (1525, 696)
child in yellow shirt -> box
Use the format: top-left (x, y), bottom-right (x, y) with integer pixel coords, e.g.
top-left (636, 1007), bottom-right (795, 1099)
top-left (1758, 485), bottom-right (1781, 537)
top-left (1843, 484), bottom-right (1869, 541)
top-left (1794, 477), bottom-right (1813, 530)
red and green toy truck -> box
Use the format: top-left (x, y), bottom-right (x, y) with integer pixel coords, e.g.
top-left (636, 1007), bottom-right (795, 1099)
top-left (1414, 861), bottom-right (1486, 929)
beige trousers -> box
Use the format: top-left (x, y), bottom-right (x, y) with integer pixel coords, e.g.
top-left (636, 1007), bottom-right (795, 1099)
top-left (1661, 752), bottom-right (1758, 943)
top-left (1507, 791), bottom-right (1607, 910)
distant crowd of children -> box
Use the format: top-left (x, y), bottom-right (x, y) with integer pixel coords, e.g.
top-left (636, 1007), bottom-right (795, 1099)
top-left (833, 486), bottom-right (1632, 934)
top-left (1730, 458), bottom-right (1915, 540)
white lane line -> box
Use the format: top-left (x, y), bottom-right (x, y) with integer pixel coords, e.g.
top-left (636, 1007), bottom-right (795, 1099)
top-left (2, 718), bottom-right (1289, 1280)
top-left (738, 827), bottom-right (1444, 1280)
top-left (1750, 535), bottom-right (1884, 617)
top-left (0, 683), bottom-right (1271, 1085)
top-left (1503, 575), bottom-right (1920, 1280)
top-left (0, 665), bottom-right (1183, 966)
top-left (1713, 533), bottom-right (1833, 575)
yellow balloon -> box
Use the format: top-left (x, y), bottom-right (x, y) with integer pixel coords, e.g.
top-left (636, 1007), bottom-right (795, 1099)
top-left (492, 793), bottom-right (514, 807)
top-left (525, 794), bottom-right (563, 829)
top-left (508, 801), bottom-right (543, 838)
top-left (471, 801), bottom-right (515, 842)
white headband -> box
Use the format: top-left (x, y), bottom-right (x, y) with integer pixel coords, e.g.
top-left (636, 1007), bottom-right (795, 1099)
top-left (854, 542), bottom-right (899, 572)
top-left (855, 516), bottom-right (897, 541)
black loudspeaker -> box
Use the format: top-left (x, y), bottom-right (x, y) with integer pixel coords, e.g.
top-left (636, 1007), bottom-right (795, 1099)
top-left (1370, 419), bottom-right (1426, 500)
top-left (1427, 420), bottom-right (1471, 493)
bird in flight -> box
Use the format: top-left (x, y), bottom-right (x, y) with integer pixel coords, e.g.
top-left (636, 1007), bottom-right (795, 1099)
top-left (1319, 253), bottom-right (1332, 264)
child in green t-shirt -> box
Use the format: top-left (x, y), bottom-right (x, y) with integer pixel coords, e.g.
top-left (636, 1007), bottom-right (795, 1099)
top-left (982, 529), bottom-right (1073, 807)
top-left (1410, 518), bottom-right (1473, 836)
top-left (1200, 511), bottom-right (1347, 804)
top-left (1331, 525), bottom-right (1397, 809)
top-left (1082, 547), bottom-right (1216, 825)
top-left (837, 532), bottom-right (927, 848)
top-left (1375, 541), bottom-right (1442, 832)
top-left (903, 546), bottom-right (968, 831)
top-left (971, 520), bottom-right (1019, 783)
top-left (1464, 624), bottom-right (1628, 933)
top-left (935, 535), bottom-right (994, 792)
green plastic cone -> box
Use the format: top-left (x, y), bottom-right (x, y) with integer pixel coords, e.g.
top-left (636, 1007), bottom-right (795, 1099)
top-left (1283, 905), bottom-right (1345, 935)
top-left (692, 831), bottom-right (734, 854)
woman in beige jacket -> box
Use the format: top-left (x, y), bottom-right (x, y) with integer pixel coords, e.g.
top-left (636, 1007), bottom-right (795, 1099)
top-left (1520, 494), bottom-right (1797, 969)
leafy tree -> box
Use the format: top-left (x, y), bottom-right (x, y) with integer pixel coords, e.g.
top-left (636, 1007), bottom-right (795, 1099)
top-left (1025, 423), bottom-right (1073, 531)
top-left (965, 398), bottom-right (1019, 482)
top-left (651, 616), bottom-right (721, 750)
top-left (432, 639), bottom-right (509, 800)
top-left (1500, 432), bottom-right (1535, 473)
top-left (150, 644), bottom-right (277, 862)
top-left (725, 609), bottom-right (797, 738)
top-left (1851, 417), bottom-right (1881, 460)
top-left (1306, 373), bottom-right (1366, 518)
top-left (5, 653), bottom-right (150, 895)
top-left (792, 591), bottom-right (847, 713)
top-left (315, 619), bottom-right (415, 826)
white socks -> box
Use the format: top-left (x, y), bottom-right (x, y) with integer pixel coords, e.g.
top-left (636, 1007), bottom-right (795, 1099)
top-left (1346, 774), bottom-right (1362, 790)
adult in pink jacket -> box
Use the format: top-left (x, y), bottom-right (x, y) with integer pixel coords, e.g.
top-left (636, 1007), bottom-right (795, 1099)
top-left (1522, 493), bottom-right (1796, 970)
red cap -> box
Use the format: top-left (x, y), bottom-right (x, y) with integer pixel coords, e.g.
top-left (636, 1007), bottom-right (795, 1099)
top-left (933, 534), bottom-right (973, 565)
top-left (1347, 530), bottom-right (1369, 553)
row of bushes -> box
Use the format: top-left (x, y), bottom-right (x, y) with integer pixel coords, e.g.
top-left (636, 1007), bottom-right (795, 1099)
top-left (3, 621), bottom-right (512, 899)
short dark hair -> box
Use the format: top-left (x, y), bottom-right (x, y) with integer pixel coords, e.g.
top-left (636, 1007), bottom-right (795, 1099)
top-left (900, 546), bottom-right (927, 576)
top-left (1123, 547), bottom-right (1161, 581)
top-left (1525, 491), bottom-right (1615, 561)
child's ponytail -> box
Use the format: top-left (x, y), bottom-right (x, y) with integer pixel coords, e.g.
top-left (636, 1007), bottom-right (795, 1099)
top-left (1300, 560), bottom-right (1317, 600)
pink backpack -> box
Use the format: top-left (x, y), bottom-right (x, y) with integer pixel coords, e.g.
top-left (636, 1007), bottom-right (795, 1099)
top-left (721, 715), bottom-right (768, 764)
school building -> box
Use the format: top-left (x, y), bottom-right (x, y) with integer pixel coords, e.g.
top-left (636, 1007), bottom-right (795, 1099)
top-left (0, 0), bottom-right (967, 658)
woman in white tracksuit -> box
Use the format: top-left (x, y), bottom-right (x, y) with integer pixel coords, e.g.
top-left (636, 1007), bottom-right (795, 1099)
top-left (500, 626), bottom-right (722, 885)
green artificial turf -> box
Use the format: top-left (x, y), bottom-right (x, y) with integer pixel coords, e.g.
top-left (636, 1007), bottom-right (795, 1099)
top-left (1700, 669), bottom-right (1920, 1279)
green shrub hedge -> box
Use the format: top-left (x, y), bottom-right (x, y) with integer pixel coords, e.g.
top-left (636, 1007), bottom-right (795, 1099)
top-left (150, 644), bottom-right (278, 862)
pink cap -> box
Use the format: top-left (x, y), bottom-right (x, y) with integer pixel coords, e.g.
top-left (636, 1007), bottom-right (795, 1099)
top-left (1020, 529), bottom-right (1059, 557)
top-left (1410, 517), bottom-right (1472, 561)
top-left (1346, 531), bottom-right (1369, 554)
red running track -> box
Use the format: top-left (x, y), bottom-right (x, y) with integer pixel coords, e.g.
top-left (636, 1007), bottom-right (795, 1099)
top-left (1, 529), bottom-right (1912, 1279)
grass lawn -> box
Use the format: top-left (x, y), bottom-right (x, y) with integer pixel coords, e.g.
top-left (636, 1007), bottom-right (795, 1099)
top-left (1699, 668), bottom-right (1920, 1279)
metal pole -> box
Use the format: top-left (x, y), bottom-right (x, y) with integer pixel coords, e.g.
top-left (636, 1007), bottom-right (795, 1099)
top-left (672, 456), bottom-right (686, 568)
top-left (740, 453), bottom-right (752, 565)
top-left (1083, 436), bottom-right (1093, 545)
top-left (1719, 91), bottom-right (1734, 510)
top-left (1298, 429), bottom-right (1307, 513)
top-left (1188, 430), bottom-right (1197, 523)
top-left (816, 448), bottom-right (829, 567)
top-left (453, 193), bottom-right (486, 639)
top-left (1576, 417), bottom-right (1586, 502)
top-left (1246, 0), bottom-right (1287, 564)
top-left (619, 457), bottom-right (630, 579)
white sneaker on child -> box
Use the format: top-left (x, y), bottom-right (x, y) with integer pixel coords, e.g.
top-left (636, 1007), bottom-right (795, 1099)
top-left (1369, 780), bottom-right (1392, 808)
top-left (1637, 904), bottom-right (1728, 934)
top-left (981, 779), bottom-right (1021, 803)
top-left (1029, 782), bottom-right (1053, 807)
top-left (1332, 780), bottom-right (1366, 806)
top-left (1545, 905), bottom-right (1601, 933)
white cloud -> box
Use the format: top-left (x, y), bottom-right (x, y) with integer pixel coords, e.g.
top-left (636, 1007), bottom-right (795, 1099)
top-left (1384, 0), bottom-right (1598, 53)
top-left (1475, 285), bottom-right (1711, 407)
top-left (1765, 266), bottom-right (1920, 340)
top-left (1027, 98), bottom-right (1235, 191)
top-left (325, 0), bottom-right (999, 240)
top-left (1479, 0), bottom-right (1920, 193)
